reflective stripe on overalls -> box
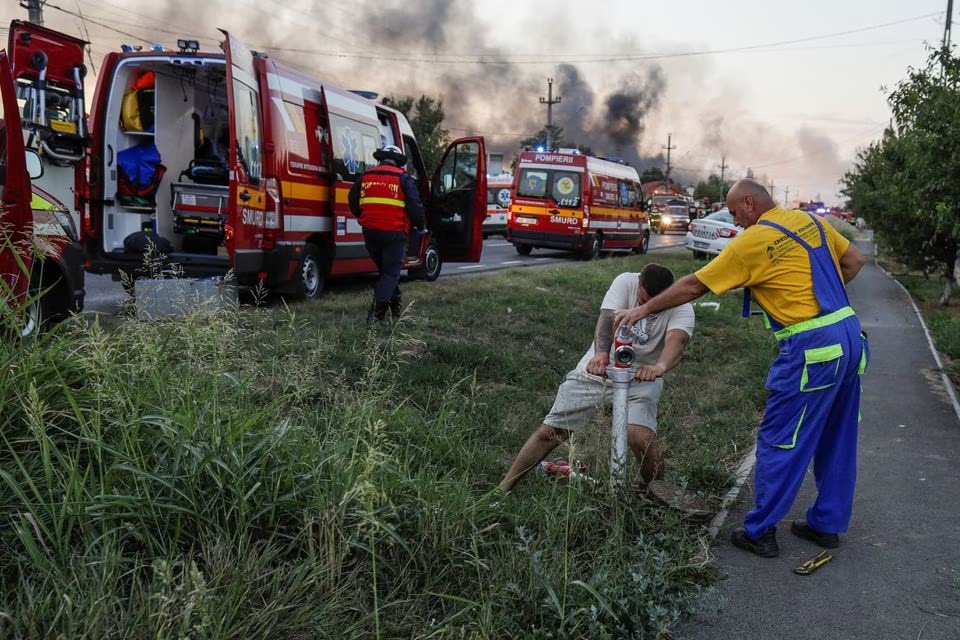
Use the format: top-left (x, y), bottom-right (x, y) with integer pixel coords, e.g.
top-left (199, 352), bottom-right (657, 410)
top-left (743, 214), bottom-right (869, 539)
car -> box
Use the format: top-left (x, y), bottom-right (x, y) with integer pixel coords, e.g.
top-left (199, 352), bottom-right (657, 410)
top-left (684, 208), bottom-right (742, 258)
top-left (658, 198), bottom-right (695, 234)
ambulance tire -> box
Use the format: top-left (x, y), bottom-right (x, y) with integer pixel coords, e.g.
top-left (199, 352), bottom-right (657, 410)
top-left (20, 272), bottom-right (61, 337)
top-left (584, 235), bottom-right (602, 261)
top-left (632, 231), bottom-right (650, 255)
top-left (515, 243), bottom-right (533, 256)
top-left (297, 242), bottom-right (327, 299)
top-left (409, 238), bottom-right (442, 282)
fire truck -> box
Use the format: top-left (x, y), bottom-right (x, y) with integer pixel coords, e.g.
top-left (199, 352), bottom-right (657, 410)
top-left (3, 21), bottom-right (86, 334)
top-left (9, 22), bottom-right (487, 298)
top-left (505, 149), bottom-right (649, 259)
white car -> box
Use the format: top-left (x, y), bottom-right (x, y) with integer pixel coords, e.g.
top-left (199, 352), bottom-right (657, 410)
top-left (685, 208), bottom-right (742, 258)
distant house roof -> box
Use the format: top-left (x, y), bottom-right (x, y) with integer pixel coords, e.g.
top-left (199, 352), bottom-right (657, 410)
top-left (641, 180), bottom-right (685, 196)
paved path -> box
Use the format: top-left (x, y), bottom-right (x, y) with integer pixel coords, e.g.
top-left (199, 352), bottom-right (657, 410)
top-left (673, 243), bottom-right (960, 639)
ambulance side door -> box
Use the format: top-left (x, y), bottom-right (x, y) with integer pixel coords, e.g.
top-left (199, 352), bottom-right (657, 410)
top-left (0, 48), bottom-right (37, 310)
top-left (220, 30), bottom-right (266, 259)
top-left (428, 137), bottom-right (486, 262)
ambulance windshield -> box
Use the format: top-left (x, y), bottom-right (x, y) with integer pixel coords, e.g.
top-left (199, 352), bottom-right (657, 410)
top-left (516, 168), bottom-right (581, 208)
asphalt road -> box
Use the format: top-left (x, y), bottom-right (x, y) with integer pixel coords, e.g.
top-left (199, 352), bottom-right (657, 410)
top-left (81, 232), bottom-right (688, 315)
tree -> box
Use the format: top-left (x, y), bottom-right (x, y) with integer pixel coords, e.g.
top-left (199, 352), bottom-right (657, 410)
top-left (382, 94), bottom-right (450, 175)
top-left (693, 174), bottom-right (731, 203)
top-left (842, 46), bottom-right (960, 305)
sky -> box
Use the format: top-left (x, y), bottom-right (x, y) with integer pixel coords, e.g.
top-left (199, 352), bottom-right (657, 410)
top-left (2, 0), bottom-right (953, 206)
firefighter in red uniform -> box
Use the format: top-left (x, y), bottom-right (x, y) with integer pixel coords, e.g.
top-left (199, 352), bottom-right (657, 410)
top-left (348, 145), bottom-right (426, 323)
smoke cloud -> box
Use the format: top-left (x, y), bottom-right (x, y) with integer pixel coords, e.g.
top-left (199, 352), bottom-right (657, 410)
top-left (31, 0), bottom-right (854, 199)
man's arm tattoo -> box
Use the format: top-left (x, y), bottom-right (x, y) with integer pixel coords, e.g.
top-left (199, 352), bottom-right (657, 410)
top-left (594, 309), bottom-right (615, 355)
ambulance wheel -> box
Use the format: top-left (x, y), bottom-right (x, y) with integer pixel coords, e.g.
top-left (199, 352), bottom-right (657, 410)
top-left (633, 231), bottom-right (650, 255)
top-left (297, 242), bottom-right (327, 299)
top-left (21, 267), bottom-right (68, 336)
top-left (515, 243), bottom-right (533, 256)
top-left (409, 239), bottom-right (442, 281)
top-left (585, 235), bottom-right (602, 260)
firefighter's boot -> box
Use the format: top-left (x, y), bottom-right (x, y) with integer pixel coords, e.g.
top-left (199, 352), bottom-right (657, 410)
top-left (389, 295), bottom-right (402, 319)
top-left (367, 300), bottom-right (390, 324)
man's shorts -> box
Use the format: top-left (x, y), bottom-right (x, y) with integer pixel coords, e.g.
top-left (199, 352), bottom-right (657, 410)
top-left (542, 370), bottom-right (663, 433)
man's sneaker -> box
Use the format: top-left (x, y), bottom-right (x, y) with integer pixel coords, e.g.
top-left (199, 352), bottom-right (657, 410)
top-left (730, 527), bottom-right (779, 558)
top-left (791, 519), bottom-right (840, 549)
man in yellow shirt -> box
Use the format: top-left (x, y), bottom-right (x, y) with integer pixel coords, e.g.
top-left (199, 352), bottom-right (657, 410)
top-left (616, 178), bottom-right (869, 558)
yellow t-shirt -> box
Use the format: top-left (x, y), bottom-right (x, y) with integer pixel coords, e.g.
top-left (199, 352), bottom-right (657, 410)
top-left (695, 208), bottom-right (850, 327)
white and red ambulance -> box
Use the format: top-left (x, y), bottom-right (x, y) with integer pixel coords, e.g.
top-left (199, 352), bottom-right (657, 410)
top-left (505, 149), bottom-right (649, 259)
top-left (483, 172), bottom-right (513, 238)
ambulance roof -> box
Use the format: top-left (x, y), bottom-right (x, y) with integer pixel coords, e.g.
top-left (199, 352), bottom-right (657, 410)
top-left (518, 150), bottom-right (639, 182)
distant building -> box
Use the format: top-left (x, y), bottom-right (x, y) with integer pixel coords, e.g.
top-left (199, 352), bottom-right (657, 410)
top-left (641, 179), bottom-right (685, 198)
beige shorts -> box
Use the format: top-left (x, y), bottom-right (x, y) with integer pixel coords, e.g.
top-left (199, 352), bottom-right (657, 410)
top-left (543, 370), bottom-right (663, 433)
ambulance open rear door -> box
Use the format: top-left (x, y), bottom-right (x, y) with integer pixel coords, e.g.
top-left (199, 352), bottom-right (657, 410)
top-left (220, 30), bottom-right (266, 275)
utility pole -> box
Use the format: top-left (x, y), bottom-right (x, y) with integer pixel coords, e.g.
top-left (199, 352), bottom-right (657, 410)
top-left (539, 78), bottom-right (561, 151)
top-left (944, 0), bottom-right (954, 49)
top-left (784, 186), bottom-right (791, 208)
top-left (718, 156), bottom-right (729, 200)
top-left (20, 0), bottom-right (45, 25)
top-left (662, 133), bottom-right (677, 186)
top-left (767, 180), bottom-right (776, 196)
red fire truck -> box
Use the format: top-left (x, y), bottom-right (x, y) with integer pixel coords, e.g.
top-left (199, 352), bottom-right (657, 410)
top-left (3, 21), bottom-right (86, 334)
top-left (505, 149), bottom-right (649, 259)
top-left (9, 22), bottom-right (487, 298)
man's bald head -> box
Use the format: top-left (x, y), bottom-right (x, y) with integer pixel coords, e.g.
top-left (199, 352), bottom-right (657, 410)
top-left (726, 178), bottom-right (776, 228)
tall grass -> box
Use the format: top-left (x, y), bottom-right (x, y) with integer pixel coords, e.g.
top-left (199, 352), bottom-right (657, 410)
top-left (0, 250), bottom-right (774, 639)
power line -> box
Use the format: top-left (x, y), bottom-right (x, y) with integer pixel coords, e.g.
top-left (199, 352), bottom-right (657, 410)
top-left (45, 4), bottom-right (943, 66)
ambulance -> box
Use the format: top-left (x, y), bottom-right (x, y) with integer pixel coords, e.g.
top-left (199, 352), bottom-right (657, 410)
top-left (8, 22), bottom-right (487, 298)
top-left (3, 21), bottom-right (86, 334)
top-left (505, 149), bottom-right (649, 259)
top-left (483, 173), bottom-right (513, 238)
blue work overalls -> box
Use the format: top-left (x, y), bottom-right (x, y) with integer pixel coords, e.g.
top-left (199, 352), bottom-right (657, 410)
top-left (744, 215), bottom-right (869, 540)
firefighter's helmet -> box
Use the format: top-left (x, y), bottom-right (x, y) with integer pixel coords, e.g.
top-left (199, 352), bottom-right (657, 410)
top-left (373, 144), bottom-right (407, 165)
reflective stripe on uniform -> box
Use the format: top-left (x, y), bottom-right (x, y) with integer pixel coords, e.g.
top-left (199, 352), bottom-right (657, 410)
top-left (359, 196), bottom-right (404, 207)
top-left (773, 306), bottom-right (855, 341)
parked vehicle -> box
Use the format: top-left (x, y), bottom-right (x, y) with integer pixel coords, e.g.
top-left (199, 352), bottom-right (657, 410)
top-left (9, 22), bottom-right (487, 298)
top-left (684, 208), bottom-right (741, 258)
top-left (5, 21), bottom-right (86, 334)
top-left (506, 149), bottom-right (649, 259)
top-left (483, 173), bottom-right (512, 238)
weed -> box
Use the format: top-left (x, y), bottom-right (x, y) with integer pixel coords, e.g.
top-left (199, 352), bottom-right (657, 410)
top-left (0, 251), bottom-right (774, 638)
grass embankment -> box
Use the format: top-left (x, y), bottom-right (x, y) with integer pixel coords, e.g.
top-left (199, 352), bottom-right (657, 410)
top-left (0, 250), bottom-right (776, 639)
top-left (876, 256), bottom-right (960, 385)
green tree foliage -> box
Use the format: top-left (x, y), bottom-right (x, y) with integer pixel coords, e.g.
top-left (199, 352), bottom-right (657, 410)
top-left (382, 95), bottom-right (450, 175)
top-left (693, 174), bottom-right (732, 204)
top-left (842, 46), bottom-right (960, 303)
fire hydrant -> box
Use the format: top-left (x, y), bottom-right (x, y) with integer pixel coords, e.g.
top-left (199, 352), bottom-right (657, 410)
top-left (607, 323), bottom-right (642, 488)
